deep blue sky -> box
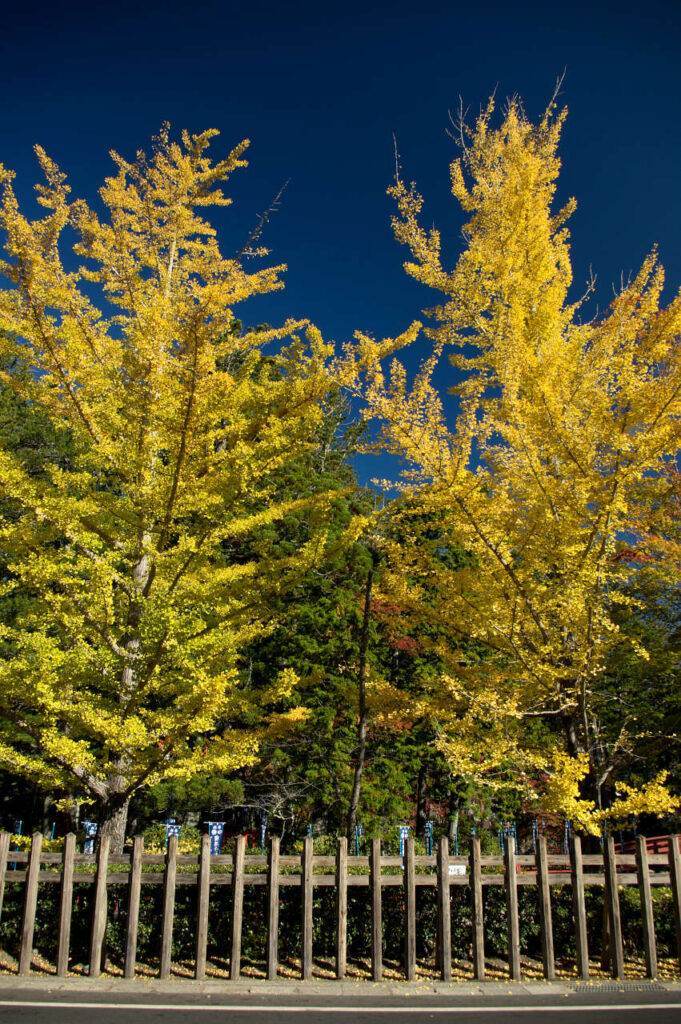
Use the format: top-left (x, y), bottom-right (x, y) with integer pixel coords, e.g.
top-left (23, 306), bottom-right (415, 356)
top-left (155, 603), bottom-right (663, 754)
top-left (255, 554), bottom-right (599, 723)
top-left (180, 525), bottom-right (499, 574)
top-left (1, 0), bottom-right (680, 484)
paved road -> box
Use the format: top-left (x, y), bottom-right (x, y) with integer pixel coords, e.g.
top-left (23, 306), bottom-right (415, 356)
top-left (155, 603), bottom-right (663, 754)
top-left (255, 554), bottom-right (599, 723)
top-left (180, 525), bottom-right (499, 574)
top-left (2, 990), bottom-right (681, 1024)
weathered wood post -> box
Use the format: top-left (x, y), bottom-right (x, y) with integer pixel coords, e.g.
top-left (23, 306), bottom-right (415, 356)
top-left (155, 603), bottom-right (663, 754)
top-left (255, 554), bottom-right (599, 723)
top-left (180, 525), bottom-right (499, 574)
top-left (636, 835), bottom-right (657, 979)
top-left (603, 835), bottom-right (624, 980)
top-left (570, 834), bottom-right (589, 980)
top-left (437, 835), bottom-right (451, 981)
top-left (230, 835), bottom-right (246, 980)
top-left (301, 836), bottom-right (314, 980)
top-left (370, 837), bottom-right (382, 982)
top-left (404, 836), bottom-right (416, 981)
top-left (669, 835), bottom-right (681, 976)
top-left (195, 833), bottom-right (211, 980)
top-left (124, 835), bottom-right (143, 979)
top-left (335, 837), bottom-right (348, 980)
top-left (469, 835), bottom-right (484, 981)
top-left (536, 835), bottom-right (555, 981)
top-left (266, 836), bottom-right (280, 981)
top-left (19, 832), bottom-right (43, 975)
top-left (0, 831), bottom-right (10, 924)
top-left (89, 835), bottom-right (110, 978)
top-left (56, 833), bottom-right (76, 977)
top-left (504, 835), bottom-right (521, 981)
top-left (159, 832), bottom-right (178, 979)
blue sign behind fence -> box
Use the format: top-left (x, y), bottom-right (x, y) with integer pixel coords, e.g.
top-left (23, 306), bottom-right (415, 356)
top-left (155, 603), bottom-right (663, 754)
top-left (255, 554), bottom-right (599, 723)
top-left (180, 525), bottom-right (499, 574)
top-left (83, 821), bottom-right (98, 854)
top-left (207, 822), bottom-right (225, 855)
top-left (424, 820), bottom-right (434, 856)
top-left (356, 823), bottom-right (364, 854)
top-left (399, 825), bottom-right (410, 857)
top-left (165, 819), bottom-right (181, 846)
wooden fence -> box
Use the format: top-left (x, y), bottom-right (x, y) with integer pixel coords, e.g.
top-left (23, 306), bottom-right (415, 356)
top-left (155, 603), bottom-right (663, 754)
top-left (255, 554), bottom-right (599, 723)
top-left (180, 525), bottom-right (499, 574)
top-left (1, 830), bottom-right (681, 983)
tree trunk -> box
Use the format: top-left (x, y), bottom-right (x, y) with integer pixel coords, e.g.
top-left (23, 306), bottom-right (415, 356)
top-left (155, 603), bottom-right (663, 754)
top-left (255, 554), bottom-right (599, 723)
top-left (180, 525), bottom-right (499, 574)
top-left (448, 807), bottom-right (460, 843)
top-left (561, 710), bottom-right (585, 759)
top-left (98, 793), bottom-right (131, 855)
top-left (41, 793), bottom-right (53, 836)
top-left (562, 708), bottom-right (611, 810)
top-left (415, 763), bottom-right (427, 836)
top-left (346, 563), bottom-right (374, 843)
top-left (99, 541), bottom-right (149, 856)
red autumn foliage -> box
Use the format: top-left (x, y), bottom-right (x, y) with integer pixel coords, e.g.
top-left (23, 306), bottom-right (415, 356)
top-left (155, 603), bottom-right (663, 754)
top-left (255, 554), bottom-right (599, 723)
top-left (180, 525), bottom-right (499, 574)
top-left (367, 597), bottom-right (424, 656)
top-left (612, 547), bottom-right (654, 564)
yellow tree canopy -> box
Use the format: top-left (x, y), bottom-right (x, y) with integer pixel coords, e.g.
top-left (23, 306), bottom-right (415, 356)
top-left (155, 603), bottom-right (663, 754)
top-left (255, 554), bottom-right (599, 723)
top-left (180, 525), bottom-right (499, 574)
top-left (349, 99), bottom-right (681, 831)
top-left (0, 127), bottom-right (359, 848)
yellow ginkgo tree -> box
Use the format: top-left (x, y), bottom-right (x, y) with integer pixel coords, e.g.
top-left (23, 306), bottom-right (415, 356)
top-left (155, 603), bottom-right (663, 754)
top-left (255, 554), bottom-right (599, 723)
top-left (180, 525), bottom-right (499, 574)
top-left (0, 127), bottom-right (350, 850)
top-left (349, 97), bottom-right (681, 830)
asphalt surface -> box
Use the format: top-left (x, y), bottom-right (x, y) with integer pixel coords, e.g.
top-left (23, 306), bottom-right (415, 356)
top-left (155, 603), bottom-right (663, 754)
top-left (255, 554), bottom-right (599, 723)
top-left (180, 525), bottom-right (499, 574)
top-left (2, 981), bottom-right (681, 1024)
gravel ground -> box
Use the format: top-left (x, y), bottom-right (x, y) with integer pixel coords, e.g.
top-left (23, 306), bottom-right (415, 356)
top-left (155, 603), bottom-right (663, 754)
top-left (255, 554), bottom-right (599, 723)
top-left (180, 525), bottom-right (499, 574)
top-left (1, 950), bottom-right (679, 985)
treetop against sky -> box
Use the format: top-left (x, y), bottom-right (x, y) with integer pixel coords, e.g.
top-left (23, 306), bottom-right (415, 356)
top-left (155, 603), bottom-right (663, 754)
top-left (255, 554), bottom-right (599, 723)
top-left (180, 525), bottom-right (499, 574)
top-left (0, 0), bottom-right (679, 485)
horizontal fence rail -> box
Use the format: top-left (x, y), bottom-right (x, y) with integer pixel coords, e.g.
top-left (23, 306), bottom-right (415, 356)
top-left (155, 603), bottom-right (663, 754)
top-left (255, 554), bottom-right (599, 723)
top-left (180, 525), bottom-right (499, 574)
top-left (1, 831), bottom-right (680, 982)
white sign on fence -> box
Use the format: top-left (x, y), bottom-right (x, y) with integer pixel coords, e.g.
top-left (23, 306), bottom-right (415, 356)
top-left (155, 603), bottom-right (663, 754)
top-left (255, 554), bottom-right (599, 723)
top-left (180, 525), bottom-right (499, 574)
top-left (448, 863), bottom-right (466, 875)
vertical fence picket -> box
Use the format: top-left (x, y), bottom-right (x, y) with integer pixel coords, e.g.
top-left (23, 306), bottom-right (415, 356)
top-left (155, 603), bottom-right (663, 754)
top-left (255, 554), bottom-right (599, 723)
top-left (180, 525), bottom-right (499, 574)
top-left (335, 837), bottom-right (347, 980)
top-left (56, 833), bottom-right (75, 977)
top-left (18, 832), bottom-right (43, 975)
top-left (266, 837), bottom-right (280, 981)
top-left (636, 836), bottom-right (657, 979)
top-left (670, 836), bottom-right (681, 976)
top-left (570, 835), bottom-right (589, 979)
top-left (195, 834), bottom-right (211, 980)
top-left (0, 831), bottom-right (10, 924)
top-left (159, 833), bottom-right (178, 979)
top-left (230, 835), bottom-right (246, 981)
top-left (504, 835), bottom-right (521, 981)
top-left (370, 837), bottom-right (382, 982)
top-left (437, 836), bottom-right (451, 982)
top-left (88, 835), bottom-right (110, 978)
top-left (403, 836), bottom-right (416, 981)
top-left (603, 835), bottom-right (624, 980)
top-left (124, 836), bottom-right (143, 979)
top-left (536, 835), bottom-right (555, 981)
top-left (600, 899), bottom-right (612, 973)
top-left (469, 836), bottom-right (484, 980)
top-left (302, 836), bottom-right (313, 980)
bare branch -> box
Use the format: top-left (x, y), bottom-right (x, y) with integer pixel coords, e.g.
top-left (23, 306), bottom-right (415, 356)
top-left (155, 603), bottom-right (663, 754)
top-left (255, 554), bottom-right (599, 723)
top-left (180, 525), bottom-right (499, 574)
top-left (236, 179), bottom-right (290, 260)
top-left (447, 96), bottom-right (471, 153)
top-left (392, 132), bottom-right (401, 184)
top-left (547, 68), bottom-right (567, 112)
